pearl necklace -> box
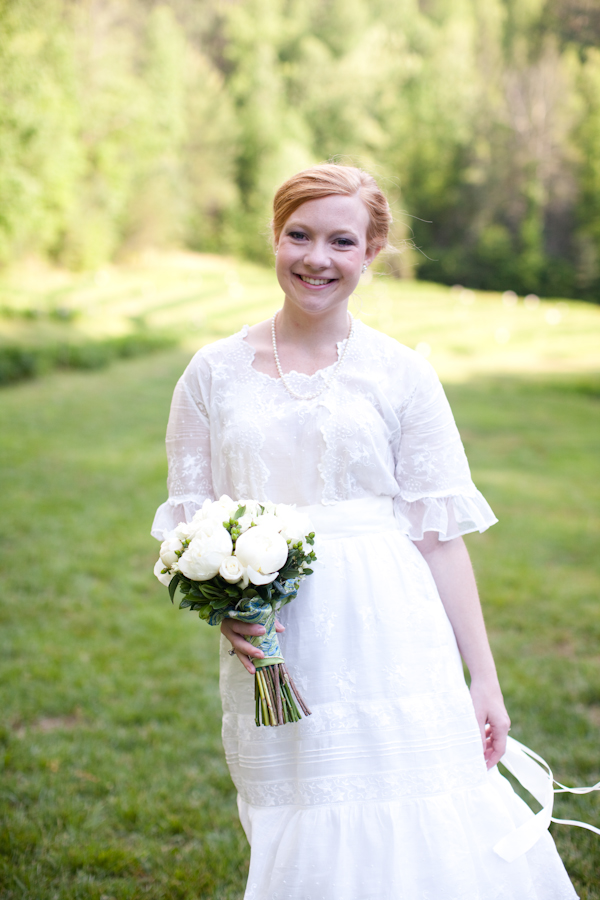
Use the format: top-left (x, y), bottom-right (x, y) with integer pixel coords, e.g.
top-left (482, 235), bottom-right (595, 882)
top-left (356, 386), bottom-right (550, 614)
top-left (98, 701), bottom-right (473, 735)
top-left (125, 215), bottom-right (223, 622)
top-left (271, 311), bottom-right (354, 401)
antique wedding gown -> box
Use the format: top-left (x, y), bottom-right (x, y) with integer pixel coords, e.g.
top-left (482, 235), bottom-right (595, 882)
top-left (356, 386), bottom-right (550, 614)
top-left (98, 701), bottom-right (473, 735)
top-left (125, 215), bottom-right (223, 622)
top-left (152, 319), bottom-right (578, 899)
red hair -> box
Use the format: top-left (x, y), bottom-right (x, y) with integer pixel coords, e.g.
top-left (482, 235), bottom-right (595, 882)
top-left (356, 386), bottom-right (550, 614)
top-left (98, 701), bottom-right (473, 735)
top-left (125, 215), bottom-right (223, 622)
top-left (272, 164), bottom-right (392, 252)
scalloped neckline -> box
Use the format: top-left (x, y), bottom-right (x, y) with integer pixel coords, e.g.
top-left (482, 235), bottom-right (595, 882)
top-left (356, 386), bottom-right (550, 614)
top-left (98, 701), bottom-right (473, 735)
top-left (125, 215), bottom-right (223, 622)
top-left (239, 322), bottom-right (353, 384)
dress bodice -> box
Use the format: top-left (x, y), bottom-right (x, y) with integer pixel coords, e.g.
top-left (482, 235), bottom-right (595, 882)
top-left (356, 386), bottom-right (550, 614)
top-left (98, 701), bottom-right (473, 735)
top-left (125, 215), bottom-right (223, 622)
top-left (152, 320), bottom-right (496, 541)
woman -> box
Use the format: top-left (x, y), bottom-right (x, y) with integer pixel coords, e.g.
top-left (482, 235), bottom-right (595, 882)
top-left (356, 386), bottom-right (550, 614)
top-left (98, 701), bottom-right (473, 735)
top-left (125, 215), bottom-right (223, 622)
top-left (153, 165), bottom-right (579, 898)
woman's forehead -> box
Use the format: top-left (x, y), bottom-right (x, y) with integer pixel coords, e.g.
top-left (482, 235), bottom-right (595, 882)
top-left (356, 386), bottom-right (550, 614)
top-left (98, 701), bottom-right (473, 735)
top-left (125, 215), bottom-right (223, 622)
top-left (284, 193), bottom-right (370, 235)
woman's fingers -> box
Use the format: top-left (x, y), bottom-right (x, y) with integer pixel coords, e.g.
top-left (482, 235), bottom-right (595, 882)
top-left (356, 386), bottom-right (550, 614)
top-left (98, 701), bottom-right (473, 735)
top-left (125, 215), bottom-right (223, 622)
top-left (232, 649), bottom-right (258, 675)
top-left (482, 714), bottom-right (511, 769)
top-left (470, 683), bottom-right (510, 770)
top-left (221, 620), bottom-right (264, 657)
top-left (220, 621), bottom-right (262, 675)
top-left (220, 618), bottom-right (284, 674)
top-left (226, 620), bottom-right (267, 637)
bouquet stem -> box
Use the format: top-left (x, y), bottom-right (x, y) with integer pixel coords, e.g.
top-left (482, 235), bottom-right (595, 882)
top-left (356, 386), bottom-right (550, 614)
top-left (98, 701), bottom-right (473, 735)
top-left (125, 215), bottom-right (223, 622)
top-left (254, 662), bottom-right (311, 726)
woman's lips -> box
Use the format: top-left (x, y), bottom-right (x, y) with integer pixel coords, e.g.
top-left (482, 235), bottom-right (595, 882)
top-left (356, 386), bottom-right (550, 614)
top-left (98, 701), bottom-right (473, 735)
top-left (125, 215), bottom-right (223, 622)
top-left (294, 273), bottom-right (336, 286)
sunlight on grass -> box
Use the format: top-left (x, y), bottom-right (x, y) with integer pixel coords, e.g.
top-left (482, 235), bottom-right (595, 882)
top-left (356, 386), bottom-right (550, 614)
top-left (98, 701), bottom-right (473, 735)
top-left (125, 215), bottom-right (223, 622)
top-left (1, 251), bottom-right (598, 384)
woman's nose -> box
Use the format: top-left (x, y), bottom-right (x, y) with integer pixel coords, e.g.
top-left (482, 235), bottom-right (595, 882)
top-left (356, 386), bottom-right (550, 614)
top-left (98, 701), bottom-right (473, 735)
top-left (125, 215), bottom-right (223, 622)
top-left (303, 241), bottom-right (330, 269)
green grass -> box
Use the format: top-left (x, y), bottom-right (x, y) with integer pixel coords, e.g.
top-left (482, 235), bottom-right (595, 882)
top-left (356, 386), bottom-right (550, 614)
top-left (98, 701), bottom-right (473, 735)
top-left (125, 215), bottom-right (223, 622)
top-left (0, 257), bottom-right (599, 896)
top-left (1, 251), bottom-right (599, 385)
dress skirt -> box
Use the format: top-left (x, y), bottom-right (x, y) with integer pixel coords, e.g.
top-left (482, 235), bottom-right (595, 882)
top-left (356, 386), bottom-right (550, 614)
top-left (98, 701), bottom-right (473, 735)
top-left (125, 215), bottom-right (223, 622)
top-left (219, 497), bottom-right (577, 900)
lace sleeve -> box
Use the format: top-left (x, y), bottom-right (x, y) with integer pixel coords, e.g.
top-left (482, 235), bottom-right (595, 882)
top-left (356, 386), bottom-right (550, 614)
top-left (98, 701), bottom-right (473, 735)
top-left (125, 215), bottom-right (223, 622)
top-left (151, 353), bottom-right (215, 540)
top-left (393, 355), bottom-right (497, 541)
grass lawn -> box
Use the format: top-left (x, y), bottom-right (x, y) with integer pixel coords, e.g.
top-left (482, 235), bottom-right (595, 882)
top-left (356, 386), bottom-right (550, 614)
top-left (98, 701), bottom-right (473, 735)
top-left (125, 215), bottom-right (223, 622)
top-left (1, 251), bottom-right (600, 383)
top-left (0, 256), bottom-right (599, 897)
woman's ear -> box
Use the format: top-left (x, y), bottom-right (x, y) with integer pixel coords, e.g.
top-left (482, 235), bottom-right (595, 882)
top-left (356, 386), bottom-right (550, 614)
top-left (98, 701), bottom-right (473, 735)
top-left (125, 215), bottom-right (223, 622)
top-left (365, 245), bottom-right (381, 267)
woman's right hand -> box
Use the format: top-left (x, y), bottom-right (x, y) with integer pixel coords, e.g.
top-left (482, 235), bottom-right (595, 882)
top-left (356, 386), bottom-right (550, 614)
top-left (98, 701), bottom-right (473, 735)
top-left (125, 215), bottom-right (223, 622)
top-left (221, 619), bottom-right (285, 674)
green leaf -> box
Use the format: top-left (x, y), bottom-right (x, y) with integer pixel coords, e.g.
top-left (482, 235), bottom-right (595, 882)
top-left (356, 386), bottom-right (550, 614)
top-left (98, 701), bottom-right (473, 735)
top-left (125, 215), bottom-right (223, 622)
top-left (168, 573), bottom-right (181, 604)
top-left (233, 505), bottom-right (246, 520)
top-left (302, 567), bottom-right (313, 575)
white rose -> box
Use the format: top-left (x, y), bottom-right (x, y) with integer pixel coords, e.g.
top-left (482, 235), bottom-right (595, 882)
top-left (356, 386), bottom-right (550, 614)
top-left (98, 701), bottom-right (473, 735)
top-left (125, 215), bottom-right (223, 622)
top-left (178, 520), bottom-right (233, 581)
top-left (261, 501), bottom-right (277, 515)
top-left (235, 525), bottom-right (288, 585)
top-left (154, 558), bottom-right (174, 586)
top-left (159, 535), bottom-right (183, 568)
top-left (219, 557), bottom-right (249, 586)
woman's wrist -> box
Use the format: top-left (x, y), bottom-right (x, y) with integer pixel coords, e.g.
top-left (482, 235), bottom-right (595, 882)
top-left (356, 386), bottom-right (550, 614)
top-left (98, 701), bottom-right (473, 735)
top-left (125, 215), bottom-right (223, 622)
top-left (468, 671), bottom-right (503, 697)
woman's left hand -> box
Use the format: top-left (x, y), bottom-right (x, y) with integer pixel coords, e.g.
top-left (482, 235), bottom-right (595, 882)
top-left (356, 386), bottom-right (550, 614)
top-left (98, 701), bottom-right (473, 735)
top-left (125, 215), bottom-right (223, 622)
top-left (469, 678), bottom-right (511, 769)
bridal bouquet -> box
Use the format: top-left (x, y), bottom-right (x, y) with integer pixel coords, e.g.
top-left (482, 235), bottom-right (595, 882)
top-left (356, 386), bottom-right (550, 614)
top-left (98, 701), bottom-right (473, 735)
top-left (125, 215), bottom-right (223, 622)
top-left (154, 496), bottom-right (316, 726)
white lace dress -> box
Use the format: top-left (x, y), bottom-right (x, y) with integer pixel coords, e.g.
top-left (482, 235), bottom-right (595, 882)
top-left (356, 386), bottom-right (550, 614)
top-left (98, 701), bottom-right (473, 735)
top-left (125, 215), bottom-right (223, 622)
top-left (152, 320), bottom-right (578, 900)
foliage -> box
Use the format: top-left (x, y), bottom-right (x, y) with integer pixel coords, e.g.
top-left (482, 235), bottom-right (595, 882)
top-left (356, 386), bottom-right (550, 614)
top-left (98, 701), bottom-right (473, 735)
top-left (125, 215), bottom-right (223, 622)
top-left (0, 1), bottom-right (600, 299)
top-left (0, 332), bottom-right (177, 385)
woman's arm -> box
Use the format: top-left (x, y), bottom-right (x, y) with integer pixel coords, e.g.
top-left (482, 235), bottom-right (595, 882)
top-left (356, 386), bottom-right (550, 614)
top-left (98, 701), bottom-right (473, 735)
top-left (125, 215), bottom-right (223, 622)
top-left (413, 532), bottom-right (510, 769)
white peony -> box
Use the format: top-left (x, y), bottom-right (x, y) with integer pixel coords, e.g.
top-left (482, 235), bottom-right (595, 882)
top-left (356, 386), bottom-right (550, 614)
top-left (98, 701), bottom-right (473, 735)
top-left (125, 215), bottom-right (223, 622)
top-left (235, 525), bottom-right (288, 585)
top-left (246, 565), bottom-right (278, 585)
top-left (159, 535), bottom-right (183, 568)
top-left (219, 556), bottom-right (249, 587)
top-left (190, 495), bottom-right (237, 526)
top-left (154, 558), bottom-right (174, 586)
top-left (236, 513), bottom-right (255, 534)
top-left (253, 512), bottom-right (282, 532)
top-left (178, 520), bottom-right (233, 581)
top-left (239, 498), bottom-right (260, 518)
top-left (173, 519), bottom-right (201, 541)
top-left (275, 506), bottom-right (314, 548)
top-left (206, 494), bottom-right (239, 524)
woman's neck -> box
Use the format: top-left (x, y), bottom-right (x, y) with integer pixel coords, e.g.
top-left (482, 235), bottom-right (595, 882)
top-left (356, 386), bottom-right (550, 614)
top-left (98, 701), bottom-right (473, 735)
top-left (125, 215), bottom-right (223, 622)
top-left (276, 301), bottom-right (351, 352)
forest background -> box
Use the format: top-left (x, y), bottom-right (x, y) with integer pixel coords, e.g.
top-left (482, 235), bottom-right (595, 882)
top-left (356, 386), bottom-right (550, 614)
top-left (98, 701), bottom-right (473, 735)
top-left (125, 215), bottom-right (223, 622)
top-left (2, 0), bottom-right (600, 301)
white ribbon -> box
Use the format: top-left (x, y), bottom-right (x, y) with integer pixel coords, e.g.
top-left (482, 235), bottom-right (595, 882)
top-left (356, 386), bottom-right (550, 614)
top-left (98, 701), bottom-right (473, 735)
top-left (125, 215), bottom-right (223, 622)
top-left (493, 735), bottom-right (600, 862)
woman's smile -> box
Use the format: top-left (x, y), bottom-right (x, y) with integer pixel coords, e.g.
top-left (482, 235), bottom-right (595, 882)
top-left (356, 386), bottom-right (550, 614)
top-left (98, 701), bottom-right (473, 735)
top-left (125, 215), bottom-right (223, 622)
top-left (275, 192), bottom-right (376, 315)
top-left (293, 273), bottom-right (337, 287)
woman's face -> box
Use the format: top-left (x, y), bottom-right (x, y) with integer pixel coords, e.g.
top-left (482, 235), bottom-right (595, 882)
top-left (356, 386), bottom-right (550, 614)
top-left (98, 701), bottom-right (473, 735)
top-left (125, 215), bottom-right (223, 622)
top-left (275, 193), bottom-right (378, 318)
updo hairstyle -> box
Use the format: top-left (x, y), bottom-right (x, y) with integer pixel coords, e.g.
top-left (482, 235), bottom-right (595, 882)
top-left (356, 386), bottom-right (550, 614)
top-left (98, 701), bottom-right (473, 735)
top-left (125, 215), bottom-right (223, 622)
top-left (271, 164), bottom-right (392, 253)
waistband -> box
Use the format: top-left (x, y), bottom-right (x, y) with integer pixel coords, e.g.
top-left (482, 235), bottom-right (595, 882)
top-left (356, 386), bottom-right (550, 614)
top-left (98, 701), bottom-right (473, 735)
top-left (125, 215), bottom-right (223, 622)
top-left (298, 496), bottom-right (399, 539)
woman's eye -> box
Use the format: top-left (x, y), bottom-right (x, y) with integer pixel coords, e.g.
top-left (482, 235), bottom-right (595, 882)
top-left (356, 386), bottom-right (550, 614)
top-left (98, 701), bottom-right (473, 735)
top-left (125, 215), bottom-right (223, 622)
top-left (335, 238), bottom-right (355, 247)
top-left (288, 231), bottom-right (306, 241)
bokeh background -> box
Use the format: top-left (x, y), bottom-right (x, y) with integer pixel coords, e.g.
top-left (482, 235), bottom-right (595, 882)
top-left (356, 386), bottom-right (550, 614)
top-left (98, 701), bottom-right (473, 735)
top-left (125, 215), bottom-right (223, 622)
top-left (1, 1), bottom-right (599, 898)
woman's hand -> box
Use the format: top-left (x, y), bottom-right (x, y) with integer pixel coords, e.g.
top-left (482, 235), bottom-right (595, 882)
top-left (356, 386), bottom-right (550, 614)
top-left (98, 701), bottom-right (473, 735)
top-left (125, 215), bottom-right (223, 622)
top-left (221, 619), bottom-right (285, 674)
top-left (469, 678), bottom-right (511, 769)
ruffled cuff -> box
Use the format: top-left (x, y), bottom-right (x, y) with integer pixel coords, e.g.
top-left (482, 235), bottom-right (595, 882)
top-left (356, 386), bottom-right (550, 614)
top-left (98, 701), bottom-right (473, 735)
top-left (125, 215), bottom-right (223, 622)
top-left (151, 494), bottom-right (209, 541)
top-left (393, 489), bottom-right (498, 542)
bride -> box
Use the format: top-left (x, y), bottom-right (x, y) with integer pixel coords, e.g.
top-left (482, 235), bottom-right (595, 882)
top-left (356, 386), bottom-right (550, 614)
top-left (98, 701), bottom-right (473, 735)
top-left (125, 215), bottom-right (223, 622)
top-left (152, 164), bottom-right (579, 898)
